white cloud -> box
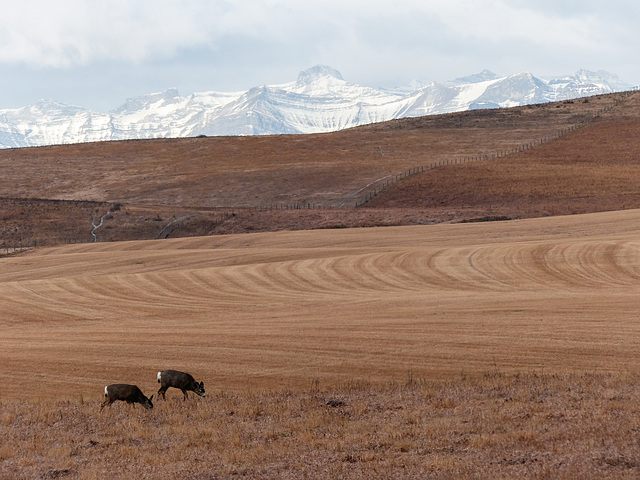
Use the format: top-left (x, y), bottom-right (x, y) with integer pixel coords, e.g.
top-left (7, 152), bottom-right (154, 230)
top-left (0, 0), bottom-right (618, 67)
top-left (0, 1), bottom-right (345, 67)
top-left (431, 1), bottom-right (600, 47)
top-left (0, 0), bottom-right (637, 110)
top-left (0, 0), bottom-right (221, 66)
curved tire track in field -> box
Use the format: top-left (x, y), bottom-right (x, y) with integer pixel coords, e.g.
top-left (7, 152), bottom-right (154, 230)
top-left (3, 236), bottom-right (640, 320)
top-left (4, 212), bottom-right (640, 399)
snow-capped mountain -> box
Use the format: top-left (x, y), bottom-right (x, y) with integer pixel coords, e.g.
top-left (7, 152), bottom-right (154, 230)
top-left (0, 65), bottom-right (632, 149)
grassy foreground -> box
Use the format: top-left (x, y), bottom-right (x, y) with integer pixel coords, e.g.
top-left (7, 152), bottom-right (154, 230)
top-left (2, 373), bottom-right (640, 479)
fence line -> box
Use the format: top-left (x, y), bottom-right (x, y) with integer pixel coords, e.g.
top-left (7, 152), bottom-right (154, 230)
top-left (0, 239), bottom-right (44, 256)
top-left (351, 88), bottom-right (638, 208)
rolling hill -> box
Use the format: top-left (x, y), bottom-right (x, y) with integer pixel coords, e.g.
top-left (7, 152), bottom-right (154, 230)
top-left (3, 209), bottom-right (640, 400)
top-left (0, 89), bottom-right (639, 249)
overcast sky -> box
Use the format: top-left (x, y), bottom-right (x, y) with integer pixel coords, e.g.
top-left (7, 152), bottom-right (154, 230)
top-left (0, 0), bottom-right (638, 112)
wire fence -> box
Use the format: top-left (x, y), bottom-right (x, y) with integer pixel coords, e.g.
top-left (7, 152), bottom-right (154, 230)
top-left (350, 88), bottom-right (639, 207)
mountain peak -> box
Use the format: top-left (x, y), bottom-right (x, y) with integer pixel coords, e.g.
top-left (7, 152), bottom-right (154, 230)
top-left (451, 70), bottom-right (500, 85)
top-left (572, 69), bottom-right (630, 88)
top-left (297, 65), bottom-right (344, 85)
top-left (0, 67), bottom-right (630, 148)
top-left (546, 70), bottom-right (632, 91)
top-left (30, 99), bottom-right (85, 115)
top-left (112, 88), bottom-right (182, 114)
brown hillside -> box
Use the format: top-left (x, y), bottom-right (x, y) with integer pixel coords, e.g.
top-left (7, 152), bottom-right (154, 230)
top-left (367, 117), bottom-right (640, 217)
top-left (0, 94), bottom-right (622, 207)
top-left (0, 90), bottom-right (639, 247)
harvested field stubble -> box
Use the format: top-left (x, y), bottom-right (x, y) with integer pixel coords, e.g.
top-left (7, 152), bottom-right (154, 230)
top-left (2, 374), bottom-right (640, 479)
top-left (2, 209), bottom-right (640, 400)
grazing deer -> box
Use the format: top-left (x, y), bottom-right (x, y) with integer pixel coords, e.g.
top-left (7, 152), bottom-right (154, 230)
top-left (100, 384), bottom-right (154, 411)
top-left (157, 370), bottom-right (206, 400)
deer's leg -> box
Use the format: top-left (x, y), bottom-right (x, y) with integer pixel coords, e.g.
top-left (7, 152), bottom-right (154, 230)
top-left (100, 397), bottom-right (113, 412)
top-left (158, 386), bottom-right (168, 400)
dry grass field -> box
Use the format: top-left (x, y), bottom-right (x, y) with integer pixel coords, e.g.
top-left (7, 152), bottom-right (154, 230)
top-left (3, 373), bottom-right (640, 479)
top-left (2, 209), bottom-right (640, 477)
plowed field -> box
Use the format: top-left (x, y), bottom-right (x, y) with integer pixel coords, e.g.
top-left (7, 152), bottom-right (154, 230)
top-left (2, 209), bottom-right (640, 401)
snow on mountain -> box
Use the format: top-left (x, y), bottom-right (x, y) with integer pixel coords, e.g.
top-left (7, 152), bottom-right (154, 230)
top-left (545, 69), bottom-right (630, 100)
top-left (0, 66), bottom-right (633, 149)
top-left (450, 69), bottom-right (501, 85)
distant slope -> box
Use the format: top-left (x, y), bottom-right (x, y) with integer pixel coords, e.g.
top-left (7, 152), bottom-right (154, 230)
top-left (366, 92), bottom-right (640, 220)
top-left (0, 90), bottom-right (639, 247)
top-left (0, 66), bottom-right (632, 148)
top-left (0, 92), bottom-right (626, 208)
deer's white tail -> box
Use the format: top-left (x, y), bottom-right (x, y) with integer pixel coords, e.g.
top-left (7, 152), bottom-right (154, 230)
top-left (104, 385), bottom-right (108, 397)
top-left (157, 371), bottom-right (162, 383)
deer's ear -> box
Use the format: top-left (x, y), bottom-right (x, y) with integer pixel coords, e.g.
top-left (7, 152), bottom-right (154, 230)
top-left (200, 382), bottom-right (204, 388)
top-left (149, 395), bottom-right (154, 402)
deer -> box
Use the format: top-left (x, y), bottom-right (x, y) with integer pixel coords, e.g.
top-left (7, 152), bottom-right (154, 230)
top-left (157, 369), bottom-right (206, 400)
top-left (100, 384), bottom-right (154, 411)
